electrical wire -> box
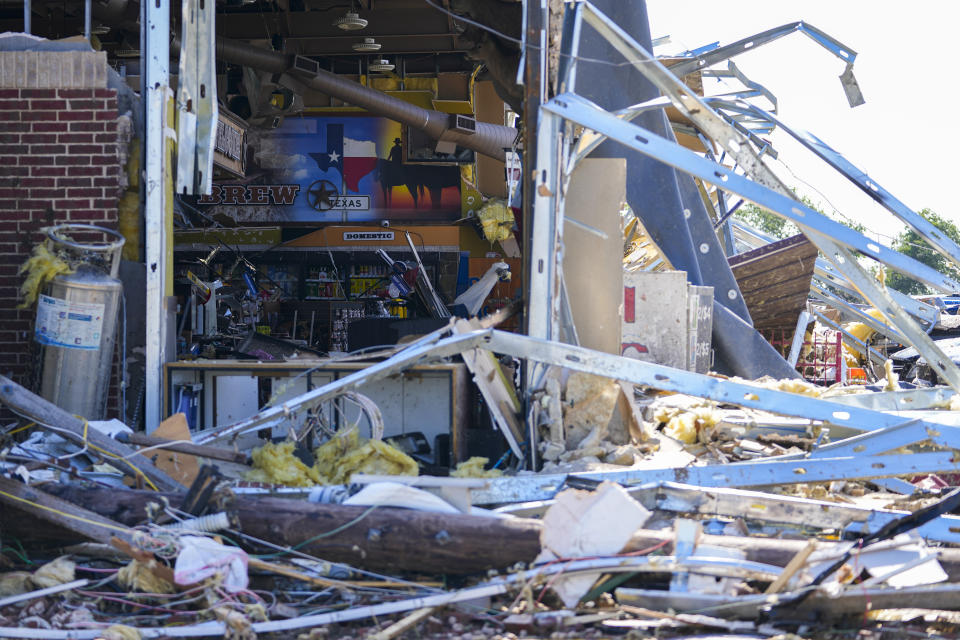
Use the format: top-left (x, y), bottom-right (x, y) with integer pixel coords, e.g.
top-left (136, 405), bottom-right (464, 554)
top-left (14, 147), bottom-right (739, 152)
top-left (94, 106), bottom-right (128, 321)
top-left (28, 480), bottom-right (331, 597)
top-left (422, 0), bottom-right (668, 68)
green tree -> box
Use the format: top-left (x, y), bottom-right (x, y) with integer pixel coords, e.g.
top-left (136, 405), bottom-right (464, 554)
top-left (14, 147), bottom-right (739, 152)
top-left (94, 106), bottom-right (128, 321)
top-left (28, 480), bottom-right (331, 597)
top-left (734, 194), bottom-right (865, 239)
top-left (735, 201), bottom-right (800, 239)
top-left (886, 208), bottom-right (960, 295)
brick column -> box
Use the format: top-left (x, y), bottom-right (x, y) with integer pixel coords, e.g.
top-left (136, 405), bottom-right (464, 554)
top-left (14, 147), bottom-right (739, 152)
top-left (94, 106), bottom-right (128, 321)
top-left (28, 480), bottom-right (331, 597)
top-left (0, 50), bottom-right (125, 421)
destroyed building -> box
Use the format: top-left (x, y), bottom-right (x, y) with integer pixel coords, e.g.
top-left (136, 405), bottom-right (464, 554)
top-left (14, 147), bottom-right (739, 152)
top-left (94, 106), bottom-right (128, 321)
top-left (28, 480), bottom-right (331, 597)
top-left (3, 0), bottom-right (960, 638)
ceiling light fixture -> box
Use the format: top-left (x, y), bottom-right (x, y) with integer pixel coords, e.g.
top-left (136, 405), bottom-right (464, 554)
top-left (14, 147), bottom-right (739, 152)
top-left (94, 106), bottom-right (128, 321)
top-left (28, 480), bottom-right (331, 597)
top-left (368, 58), bottom-right (395, 72)
top-left (352, 37), bottom-right (381, 52)
top-left (334, 10), bottom-right (368, 31)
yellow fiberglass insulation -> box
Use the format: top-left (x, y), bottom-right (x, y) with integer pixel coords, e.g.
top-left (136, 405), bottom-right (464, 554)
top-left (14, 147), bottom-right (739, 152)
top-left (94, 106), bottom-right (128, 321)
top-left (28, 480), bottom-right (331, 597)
top-left (30, 556), bottom-right (75, 588)
top-left (18, 243), bottom-right (74, 308)
top-left (246, 441), bottom-right (322, 487)
top-left (101, 625), bottom-right (142, 640)
top-left (732, 376), bottom-right (824, 398)
top-left (0, 572), bottom-right (33, 596)
top-left (451, 456), bottom-right (503, 478)
top-left (657, 406), bottom-right (723, 445)
top-left (883, 358), bottom-right (901, 392)
top-left (247, 428), bottom-right (418, 487)
top-left (314, 427), bottom-right (419, 485)
top-left (476, 199), bottom-right (515, 244)
top-left (116, 560), bottom-right (175, 594)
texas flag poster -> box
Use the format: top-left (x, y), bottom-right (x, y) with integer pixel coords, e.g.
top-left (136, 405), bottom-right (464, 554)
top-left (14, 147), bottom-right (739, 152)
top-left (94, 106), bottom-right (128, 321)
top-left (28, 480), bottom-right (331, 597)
top-left (256, 115), bottom-right (462, 222)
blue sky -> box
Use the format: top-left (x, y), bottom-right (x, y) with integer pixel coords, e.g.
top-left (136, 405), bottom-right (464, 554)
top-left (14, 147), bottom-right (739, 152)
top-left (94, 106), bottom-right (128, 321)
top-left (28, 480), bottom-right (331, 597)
top-left (647, 1), bottom-right (958, 244)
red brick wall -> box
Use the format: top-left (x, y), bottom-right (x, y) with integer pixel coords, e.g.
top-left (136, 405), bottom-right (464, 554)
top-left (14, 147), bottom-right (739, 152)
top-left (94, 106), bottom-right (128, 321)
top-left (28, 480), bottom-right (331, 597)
top-left (0, 87), bottom-right (124, 421)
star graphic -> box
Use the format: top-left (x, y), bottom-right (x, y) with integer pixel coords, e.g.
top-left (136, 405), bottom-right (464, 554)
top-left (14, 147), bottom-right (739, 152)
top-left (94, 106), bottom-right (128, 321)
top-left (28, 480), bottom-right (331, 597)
top-left (328, 150), bottom-right (341, 164)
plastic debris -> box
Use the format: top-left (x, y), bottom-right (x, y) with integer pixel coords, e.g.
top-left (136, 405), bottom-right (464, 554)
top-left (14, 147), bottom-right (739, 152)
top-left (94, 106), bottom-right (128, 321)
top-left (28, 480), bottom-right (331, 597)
top-left (174, 536), bottom-right (249, 592)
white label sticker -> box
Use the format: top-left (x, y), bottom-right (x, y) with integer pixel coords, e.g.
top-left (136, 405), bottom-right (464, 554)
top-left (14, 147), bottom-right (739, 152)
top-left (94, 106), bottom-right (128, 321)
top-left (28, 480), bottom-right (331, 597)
top-left (35, 294), bottom-right (105, 350)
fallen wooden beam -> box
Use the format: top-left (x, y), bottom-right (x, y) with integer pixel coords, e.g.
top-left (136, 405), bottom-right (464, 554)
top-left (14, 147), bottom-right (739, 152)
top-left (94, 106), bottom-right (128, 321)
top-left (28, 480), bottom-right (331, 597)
top-left (0, 375), bottom-right (184, 492)
top-left (119, 432), bottom-right (250, 465)
top-left (33, 484), bottom-right (544, 575)
top-left (0, 476), bottom-right (131, 545)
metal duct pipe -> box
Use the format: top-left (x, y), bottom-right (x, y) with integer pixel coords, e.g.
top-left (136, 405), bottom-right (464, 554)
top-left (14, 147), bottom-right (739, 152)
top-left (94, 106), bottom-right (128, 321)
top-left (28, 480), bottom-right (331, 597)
top-left (209, 36), bottom-right (517, 161)
top-left (97, 0), bottom-right (516, 158)
top-left (23, 0), bottom-right (30, 33)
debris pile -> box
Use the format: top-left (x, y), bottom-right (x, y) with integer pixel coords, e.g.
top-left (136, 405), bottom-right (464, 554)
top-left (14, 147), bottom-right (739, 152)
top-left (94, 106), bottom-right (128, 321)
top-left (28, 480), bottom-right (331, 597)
top-left (7, 309), bottom-right (960, 639)
top-left (7, 2), bottom-right (960, 639)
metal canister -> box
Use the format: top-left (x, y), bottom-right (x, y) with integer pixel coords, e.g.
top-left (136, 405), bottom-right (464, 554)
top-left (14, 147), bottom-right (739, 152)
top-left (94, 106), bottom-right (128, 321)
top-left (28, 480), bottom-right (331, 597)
top-left (37, 224), bottom-right (125, 420)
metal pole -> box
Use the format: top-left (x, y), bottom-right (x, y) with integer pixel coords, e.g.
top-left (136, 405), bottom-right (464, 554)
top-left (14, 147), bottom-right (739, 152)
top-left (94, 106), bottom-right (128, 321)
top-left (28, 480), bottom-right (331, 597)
top-left (84, 0), bottom-right (91, 40)
top-left (144, 0), bottom-right (170, 432)
top-left (23, 0), bottom-right (30, 34)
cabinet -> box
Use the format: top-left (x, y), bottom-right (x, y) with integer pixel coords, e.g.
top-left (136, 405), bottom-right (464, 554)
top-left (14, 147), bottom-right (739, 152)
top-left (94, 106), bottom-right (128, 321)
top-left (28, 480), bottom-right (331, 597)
top-left (164, 360), bottom-right (473, 462)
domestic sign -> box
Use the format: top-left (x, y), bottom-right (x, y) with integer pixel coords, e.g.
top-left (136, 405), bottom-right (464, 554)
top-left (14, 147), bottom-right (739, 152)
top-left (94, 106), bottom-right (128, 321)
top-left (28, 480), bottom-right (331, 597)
top-left (343, 231), bottom-right (395, 241)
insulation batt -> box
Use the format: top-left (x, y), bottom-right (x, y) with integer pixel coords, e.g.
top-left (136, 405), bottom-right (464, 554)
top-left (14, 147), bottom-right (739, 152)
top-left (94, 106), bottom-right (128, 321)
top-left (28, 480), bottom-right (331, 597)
top-left (17, 243), bottom-right (74, 308)
top-left (476, 199), bottom-right (515, 244)
top-left (116, 560), bottom-right (175, 594)
top-left (101, 625), bottom-right (142, 640)
top-left (451, 456), bottom-right (503, 478)
top-left (0, 556), bottom-right (76, 596)
top-left (30, 556), bottom-right (75, 588)
top-left (247, 428), bottom-right (418, 487)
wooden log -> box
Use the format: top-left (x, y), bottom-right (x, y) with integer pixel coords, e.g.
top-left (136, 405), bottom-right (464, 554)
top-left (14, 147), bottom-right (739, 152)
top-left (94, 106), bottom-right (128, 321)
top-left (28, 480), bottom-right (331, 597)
top-left (121, 432), bottom-right (251, 465)
top-left (0, 375), bottom-right (184, 492)
top-left (0, 477), bottom-right (131, 545)
top-left (33, 484), bottom-right (544, 575)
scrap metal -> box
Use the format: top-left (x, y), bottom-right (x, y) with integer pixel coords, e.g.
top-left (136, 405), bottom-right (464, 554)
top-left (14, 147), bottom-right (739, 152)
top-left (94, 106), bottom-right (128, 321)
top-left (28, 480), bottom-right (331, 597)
top-left (536, 1), bottom-right (960, 396)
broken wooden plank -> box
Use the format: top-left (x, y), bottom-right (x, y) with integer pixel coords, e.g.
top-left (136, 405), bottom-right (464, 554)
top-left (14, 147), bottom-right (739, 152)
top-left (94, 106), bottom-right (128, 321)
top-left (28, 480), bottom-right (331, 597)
top-left (0, 374), bottom-right (184, 492)
top-left (145, 413), bottom-right (202, 485)
top-left (368, 607), bottom-right (436, 640)
top-left (728, 233), bottom-right (818, 333)
top-left (453, 318), bottom-right (525, 459)
top-left (765, 540), bottom-right (817, 594)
